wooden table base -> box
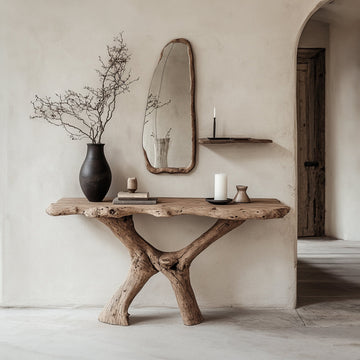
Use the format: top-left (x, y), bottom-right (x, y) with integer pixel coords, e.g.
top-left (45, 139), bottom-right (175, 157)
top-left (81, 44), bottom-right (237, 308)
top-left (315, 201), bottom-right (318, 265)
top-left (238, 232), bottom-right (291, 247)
top-left (97, 216), bottom-right (244, 326)
top-left (47, 197), bottom-right (290, 326)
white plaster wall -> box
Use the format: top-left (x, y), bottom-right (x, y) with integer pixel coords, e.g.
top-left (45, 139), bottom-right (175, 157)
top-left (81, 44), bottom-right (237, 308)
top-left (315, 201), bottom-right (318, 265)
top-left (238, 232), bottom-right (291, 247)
top-left (0, 45), bottom-right (6, 303)
top-left (325, 20), bottom-right (360, 241)
top-left (299, 19), bottom-right (329, 48)
top-left (0, 0), bottom-right (323, 308)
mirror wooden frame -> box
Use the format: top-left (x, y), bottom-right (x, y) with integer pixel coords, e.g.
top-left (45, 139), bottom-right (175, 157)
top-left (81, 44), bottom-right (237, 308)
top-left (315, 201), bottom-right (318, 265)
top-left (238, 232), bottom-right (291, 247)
top-left (143, 38), bottom-right (196, 174)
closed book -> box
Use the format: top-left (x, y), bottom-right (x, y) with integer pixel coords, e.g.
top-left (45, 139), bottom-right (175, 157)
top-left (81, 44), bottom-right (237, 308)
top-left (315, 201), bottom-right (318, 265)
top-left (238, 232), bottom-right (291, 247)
top-left (117, 191), bottom-right (149, 199)
top-left (112, 198), bottom-right (157, 205)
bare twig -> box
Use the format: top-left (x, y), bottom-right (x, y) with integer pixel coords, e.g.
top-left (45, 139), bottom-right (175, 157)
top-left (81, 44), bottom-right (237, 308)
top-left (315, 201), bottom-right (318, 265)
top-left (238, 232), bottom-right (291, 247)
top-left (144, 93), bottom-right (171, 120)
top-left (31, 33), bottom-right (138, 144)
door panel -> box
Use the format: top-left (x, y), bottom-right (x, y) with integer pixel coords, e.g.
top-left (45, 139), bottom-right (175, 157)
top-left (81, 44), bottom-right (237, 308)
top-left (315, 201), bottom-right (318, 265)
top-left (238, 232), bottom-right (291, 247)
top-left (297, 49), bottom-right (325, 237)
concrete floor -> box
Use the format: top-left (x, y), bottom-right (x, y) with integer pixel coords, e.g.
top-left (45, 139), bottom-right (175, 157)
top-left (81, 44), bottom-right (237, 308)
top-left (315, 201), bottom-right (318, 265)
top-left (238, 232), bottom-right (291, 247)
top-left (0, 239), bottom-right (359, 360)
top-left (298, 239), bottom-right (360, 306)
top-left (0, 306), bottom-right (360, 360)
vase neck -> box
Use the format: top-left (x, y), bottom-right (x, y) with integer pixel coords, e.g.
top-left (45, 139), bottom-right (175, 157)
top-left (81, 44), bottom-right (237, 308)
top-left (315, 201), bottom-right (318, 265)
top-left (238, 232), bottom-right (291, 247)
top-left (86, 143), bottom-right (105, 159)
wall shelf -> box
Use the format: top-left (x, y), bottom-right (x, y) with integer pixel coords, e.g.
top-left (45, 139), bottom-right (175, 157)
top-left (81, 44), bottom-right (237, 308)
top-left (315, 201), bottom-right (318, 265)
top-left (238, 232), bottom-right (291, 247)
top-left (198, 137), bottom-right (272, 145)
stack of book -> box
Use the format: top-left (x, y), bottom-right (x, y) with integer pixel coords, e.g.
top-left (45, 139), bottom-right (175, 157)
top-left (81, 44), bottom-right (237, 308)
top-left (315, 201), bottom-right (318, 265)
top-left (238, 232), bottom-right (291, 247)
top-left (112, 191), bottom-right (157, 205)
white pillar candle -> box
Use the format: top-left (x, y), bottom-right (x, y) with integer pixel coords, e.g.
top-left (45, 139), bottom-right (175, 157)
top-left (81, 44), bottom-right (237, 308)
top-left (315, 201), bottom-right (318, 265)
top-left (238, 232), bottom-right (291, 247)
top-left (213, 106), bottom-right (216, 118)
top-left (214, 173), bottom-right (227, 200)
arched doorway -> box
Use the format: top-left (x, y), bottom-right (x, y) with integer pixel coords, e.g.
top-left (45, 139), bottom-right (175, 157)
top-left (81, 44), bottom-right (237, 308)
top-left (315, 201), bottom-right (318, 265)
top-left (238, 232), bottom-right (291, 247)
top-left (297, 0), bottom-right (360, 241)
top-left (297, 0), bottom-right (360, 307)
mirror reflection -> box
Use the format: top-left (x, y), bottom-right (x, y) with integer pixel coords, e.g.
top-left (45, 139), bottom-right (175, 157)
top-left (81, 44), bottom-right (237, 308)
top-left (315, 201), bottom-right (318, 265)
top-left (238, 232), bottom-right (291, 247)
top-left (143, 38), bottom-right (196, 174)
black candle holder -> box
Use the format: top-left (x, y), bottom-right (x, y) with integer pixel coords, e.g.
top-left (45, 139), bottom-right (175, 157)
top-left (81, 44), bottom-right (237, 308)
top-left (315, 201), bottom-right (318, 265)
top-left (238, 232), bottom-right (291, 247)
top-left (207, 116), bottom-right (232, 140)
top-left (208, 117), bottom-right (223, 140)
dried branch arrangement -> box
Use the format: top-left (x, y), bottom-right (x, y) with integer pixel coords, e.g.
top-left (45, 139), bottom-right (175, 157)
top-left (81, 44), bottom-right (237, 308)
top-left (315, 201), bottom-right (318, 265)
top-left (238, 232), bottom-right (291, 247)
top-left (31, 34), bottom-right (138, 144)
top-left (144, 93), bottom-right (171, 118)
top-left (144, 93), bottom-right (172, 139)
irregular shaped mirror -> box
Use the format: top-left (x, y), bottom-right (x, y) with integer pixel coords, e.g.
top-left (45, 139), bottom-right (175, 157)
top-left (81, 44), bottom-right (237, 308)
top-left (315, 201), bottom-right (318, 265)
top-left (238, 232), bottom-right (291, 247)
top-left (143, 38), bottom-right (196, 174)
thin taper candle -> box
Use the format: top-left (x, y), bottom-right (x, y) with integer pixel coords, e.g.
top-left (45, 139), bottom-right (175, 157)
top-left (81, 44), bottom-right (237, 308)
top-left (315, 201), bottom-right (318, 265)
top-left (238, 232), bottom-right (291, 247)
top-left (213, 106), bottom-right (216, 139)
top-left (213, 117), bottom-right (216, 138)
top-left (213, 106), bottom-right (216, 138)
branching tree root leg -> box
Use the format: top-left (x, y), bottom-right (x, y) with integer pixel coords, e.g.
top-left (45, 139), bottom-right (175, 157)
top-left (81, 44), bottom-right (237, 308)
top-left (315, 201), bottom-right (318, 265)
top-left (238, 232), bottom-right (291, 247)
top-left (162, 266), bottom-right (203, 325)
top-left (97, 216), bottom-right (244, 326)
top-left (98, 250), bottom-right (158, 325)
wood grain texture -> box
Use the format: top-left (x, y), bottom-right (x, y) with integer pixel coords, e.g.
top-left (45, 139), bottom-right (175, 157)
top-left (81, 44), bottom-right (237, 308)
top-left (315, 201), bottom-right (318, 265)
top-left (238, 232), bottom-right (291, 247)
top-left (47, 197), bottom-right (289, 326)
top-left (96, 216), bottom-right (243, 326)
top-left (198, 138), bottom-right (272, 144)
top-left (297, 48), bottom-right (325, 237)
top-left (47, 197), bottom-right (290, 220)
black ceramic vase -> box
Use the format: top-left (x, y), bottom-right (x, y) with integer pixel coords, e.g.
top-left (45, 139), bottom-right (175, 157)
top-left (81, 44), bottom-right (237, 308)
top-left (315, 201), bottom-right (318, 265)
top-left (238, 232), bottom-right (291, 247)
top-left (79, 144), bottom-right (112, 202)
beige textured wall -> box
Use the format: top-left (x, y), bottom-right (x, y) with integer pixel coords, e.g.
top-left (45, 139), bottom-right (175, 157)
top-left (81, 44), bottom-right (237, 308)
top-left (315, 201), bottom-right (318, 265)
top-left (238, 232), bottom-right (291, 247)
top-left (299, 19), bottom-right (329, 48)
top-left (0, 0), bottom-right (325, 307)
top-left (326, 19), bottom-right (360, 240)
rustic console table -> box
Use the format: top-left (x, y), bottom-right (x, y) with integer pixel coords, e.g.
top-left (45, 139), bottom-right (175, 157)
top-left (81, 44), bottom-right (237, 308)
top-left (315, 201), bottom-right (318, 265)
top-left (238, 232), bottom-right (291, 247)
top-left (47, 197), bottom-right (290, 326)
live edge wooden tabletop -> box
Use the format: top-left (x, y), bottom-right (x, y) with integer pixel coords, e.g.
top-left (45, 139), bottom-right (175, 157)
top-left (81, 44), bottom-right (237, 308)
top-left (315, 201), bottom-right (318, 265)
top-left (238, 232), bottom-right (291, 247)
top-left (46, 197), bottom-right (290, 220)
top-left (46, 197), bottom-right (290, 327)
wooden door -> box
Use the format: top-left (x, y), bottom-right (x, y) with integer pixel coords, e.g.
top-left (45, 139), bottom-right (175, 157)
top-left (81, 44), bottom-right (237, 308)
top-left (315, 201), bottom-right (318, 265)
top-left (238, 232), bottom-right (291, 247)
top-left (297, 48), bottom-right (325, 237)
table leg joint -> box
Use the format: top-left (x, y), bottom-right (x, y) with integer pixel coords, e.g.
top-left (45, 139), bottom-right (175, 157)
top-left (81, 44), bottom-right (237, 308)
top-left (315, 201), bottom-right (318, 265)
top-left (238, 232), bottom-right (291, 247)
top-left (98, 216), bottom-right (245, 326)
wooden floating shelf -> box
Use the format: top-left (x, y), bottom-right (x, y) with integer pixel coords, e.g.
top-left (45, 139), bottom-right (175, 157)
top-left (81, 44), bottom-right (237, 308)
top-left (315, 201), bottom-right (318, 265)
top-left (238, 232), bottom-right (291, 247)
top-left (198, 137), bottom-right (273, 144)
